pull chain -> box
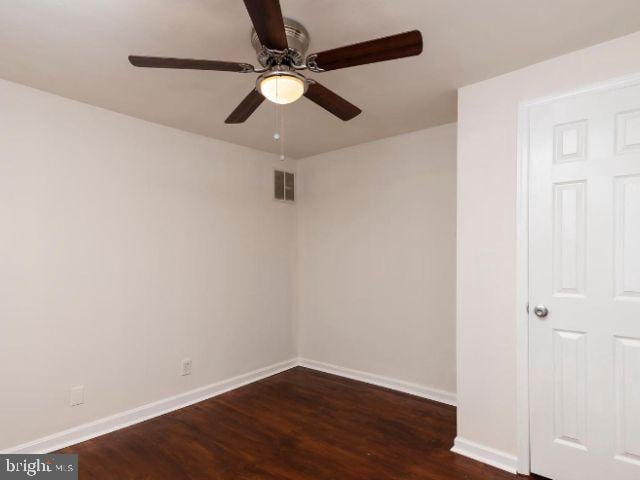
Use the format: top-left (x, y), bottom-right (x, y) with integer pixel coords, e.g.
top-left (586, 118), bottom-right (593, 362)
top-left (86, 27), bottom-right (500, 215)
top-left (279, 105), bottom-right (285, 161)
top-left (273, 103), bottom-right (286, 161)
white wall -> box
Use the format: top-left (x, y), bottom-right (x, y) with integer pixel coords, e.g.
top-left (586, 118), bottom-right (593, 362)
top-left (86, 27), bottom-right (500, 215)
top-left (297, 124), bottom-right (457, 396)
top-left (457, 31), bottom-right (640, 458)
top-left (0, 79), bottom-right (297, 450)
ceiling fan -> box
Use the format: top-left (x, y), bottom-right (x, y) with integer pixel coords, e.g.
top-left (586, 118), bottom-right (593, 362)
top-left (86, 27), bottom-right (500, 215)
top-left (128, 0), bottom-right (423, 124)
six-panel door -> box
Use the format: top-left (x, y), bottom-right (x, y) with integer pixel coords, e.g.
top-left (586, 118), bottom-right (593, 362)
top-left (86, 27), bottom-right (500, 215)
top-left (529, 81), bottom-right (640, 479)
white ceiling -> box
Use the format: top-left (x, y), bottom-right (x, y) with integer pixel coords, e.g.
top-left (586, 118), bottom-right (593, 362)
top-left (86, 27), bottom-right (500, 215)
top-left (2, 1), bottom-right (640, 158)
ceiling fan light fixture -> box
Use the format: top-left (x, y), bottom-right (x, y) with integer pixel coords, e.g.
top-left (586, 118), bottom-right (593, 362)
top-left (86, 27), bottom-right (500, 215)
top-left (258, 70), bottom-right (306, 105)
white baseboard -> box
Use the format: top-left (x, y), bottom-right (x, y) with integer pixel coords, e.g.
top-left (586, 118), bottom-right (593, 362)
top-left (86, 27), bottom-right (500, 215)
top-left (451, 437), bottom-right (518, 474)
top-left (3, 358), bottom-right (298, 454)
top-left (298, 358), bottom-right (457, 407)
top-left (4, 358), bottom-right (459, 455)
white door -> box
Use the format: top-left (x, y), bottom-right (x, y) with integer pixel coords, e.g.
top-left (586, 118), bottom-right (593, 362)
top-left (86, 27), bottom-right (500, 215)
top-left (529, 79), bottom-right (640, 480)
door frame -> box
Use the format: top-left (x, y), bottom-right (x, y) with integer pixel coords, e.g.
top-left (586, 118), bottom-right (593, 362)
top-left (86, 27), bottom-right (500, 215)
top-left (515, 71), bottom-right (640, 476)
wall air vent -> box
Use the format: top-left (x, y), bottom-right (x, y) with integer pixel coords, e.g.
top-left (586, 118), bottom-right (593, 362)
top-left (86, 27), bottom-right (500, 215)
top-left (274, 170), bottom-right (294, 202)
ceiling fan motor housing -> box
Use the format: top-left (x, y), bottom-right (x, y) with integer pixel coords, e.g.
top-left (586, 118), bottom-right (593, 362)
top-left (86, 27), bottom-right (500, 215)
top-left (251, 17), bottom-right (310, 67)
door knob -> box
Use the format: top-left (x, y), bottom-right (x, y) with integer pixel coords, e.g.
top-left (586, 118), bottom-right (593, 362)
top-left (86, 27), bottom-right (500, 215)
top-left (533, 305), bottom-right (549, 318)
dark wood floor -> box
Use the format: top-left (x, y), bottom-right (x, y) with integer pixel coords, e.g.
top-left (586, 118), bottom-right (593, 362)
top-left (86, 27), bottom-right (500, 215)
top-left (59, 367), bottom-right (524, 479)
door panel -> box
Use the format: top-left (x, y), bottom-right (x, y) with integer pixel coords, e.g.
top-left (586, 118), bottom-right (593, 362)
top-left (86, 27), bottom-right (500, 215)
top-left (614, 337), bottom-right (640, 465)
top-left (614, 175), bottom-right (640, 299)
top-left (529, 80), bottom-right (640, 480)
top-left (552, 182), bottom-right (586, 296)
top-left (553, 329), bottom-right (587, 449)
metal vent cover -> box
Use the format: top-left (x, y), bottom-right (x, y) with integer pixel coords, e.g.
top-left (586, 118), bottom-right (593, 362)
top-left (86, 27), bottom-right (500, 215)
top-left (274, 170), bottom-right (294, 202)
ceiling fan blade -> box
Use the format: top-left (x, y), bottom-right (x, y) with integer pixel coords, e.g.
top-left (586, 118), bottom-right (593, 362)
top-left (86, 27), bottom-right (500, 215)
top-left (304, 81), bottom-right (362, 121)
top-left (309, 30), bottom-right (423, 71)
top-left (225, 89), bottom-right (265, 124)
top-left (242, 0), bottom-right (288, 50)
top-left (128, 56), bottom-right (253, 72)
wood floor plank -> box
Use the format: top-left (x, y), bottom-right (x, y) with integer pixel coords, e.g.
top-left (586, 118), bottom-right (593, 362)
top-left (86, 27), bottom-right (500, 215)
top-left (57, 367), bottom-right (523, 479)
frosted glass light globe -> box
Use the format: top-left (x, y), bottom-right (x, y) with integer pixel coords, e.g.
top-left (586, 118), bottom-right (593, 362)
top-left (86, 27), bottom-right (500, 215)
top-left (259, 74), bottom-right (305, 105)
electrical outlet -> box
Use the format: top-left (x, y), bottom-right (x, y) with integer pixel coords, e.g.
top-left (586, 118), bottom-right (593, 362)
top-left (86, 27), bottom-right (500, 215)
top-left (70, 386), bottom-right (84, 406)
top-left (181, 358), bottom-right (192, 376)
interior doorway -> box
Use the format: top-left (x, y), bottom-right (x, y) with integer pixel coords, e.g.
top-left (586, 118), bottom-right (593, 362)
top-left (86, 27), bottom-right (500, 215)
top-left (518, 74), bottom-right (640, 479)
